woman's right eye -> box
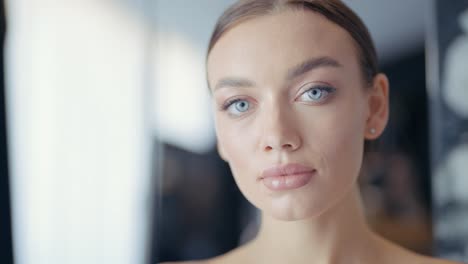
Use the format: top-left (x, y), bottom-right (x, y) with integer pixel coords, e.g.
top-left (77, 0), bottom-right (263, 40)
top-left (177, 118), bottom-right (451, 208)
top-left (222, 99), bottom-right (251, 117)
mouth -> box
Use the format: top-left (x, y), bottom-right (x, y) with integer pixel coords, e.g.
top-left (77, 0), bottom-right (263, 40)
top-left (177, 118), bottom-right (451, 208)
top-left (260, 163), bottom-right (316, 191)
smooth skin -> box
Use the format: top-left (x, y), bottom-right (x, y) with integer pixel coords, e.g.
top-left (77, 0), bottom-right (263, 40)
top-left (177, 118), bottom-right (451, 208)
top-left (162, 9), bottom-right (463, 264)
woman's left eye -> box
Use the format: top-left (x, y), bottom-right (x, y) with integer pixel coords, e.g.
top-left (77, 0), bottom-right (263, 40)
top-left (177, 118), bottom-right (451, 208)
top-left (297, 85), bottom-right (336, 103)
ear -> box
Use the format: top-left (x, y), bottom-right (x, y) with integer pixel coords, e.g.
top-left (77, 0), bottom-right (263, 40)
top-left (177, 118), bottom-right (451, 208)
top-left (365, 73), bottom-right (389, 140)
top-left (216, 142), bottom-right (228, 162)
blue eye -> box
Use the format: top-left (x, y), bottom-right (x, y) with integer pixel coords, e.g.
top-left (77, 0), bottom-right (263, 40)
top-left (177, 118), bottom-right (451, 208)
top-left (233, 100), bottom-right (249, 112)
top-left (223, 99), bottom-right (251, 116)
top-left (298, 85), bottom-right (335, 102)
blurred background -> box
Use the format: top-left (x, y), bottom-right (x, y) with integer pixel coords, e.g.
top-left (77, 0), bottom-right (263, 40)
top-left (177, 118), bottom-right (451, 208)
top-left (0, 0), bottom-right (468, 263)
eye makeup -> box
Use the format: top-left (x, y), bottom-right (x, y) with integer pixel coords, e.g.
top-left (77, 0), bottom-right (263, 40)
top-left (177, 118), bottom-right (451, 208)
top-left (295, 84), bottom-right (337, 103)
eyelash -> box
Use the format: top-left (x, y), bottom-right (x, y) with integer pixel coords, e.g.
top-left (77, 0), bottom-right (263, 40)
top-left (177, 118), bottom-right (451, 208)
top-left (219, 84), bottom-right (336, 114)
top-left (221, 98), bottom-right (245, 111)
top-left (297, 84), bottom-right (336, 102)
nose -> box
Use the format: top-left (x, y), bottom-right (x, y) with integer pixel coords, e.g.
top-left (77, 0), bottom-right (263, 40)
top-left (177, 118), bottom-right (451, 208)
top-left (259, 104), bottom-right (301, 153)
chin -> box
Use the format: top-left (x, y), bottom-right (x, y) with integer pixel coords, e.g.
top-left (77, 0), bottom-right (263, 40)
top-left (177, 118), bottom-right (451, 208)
top-left (269, 211), bottom-right (308, 221)
top-left (265, 198), bottom-right (325, 221)
top-left (268, 208), bottom-right (324, 221)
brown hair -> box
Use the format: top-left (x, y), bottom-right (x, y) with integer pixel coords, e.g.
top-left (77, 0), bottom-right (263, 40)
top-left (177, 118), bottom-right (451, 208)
top-left (207, 0), bottom-right (379, 87)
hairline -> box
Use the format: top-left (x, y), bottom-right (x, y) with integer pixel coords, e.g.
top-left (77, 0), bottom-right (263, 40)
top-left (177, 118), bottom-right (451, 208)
top-left (206, 7), bottom-right (369, 91)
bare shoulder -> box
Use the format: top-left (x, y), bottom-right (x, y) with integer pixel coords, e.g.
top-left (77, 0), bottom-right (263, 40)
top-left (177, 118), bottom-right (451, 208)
top-left (421, 256), bottom-right (466, 264)
top-left (376, 234), bottom-right (465, 264)
top-left (158, 257), bottom-right (232, 264)
top-left (159, 242), bottom-right (253, 264)
top-left (159, 261), bottom-right (208, 264)
top-left (408, 253), bottom-right (466, 264)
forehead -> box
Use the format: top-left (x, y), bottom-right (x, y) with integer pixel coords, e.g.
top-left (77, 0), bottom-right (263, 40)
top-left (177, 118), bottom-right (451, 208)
top-left (207, 10), bottom-right (359, 88)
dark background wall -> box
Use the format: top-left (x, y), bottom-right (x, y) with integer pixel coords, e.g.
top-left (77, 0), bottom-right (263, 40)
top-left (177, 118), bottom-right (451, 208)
top-left (430, 0), bottom-right (468, 261)
top-left (0, 0), bottom-right (14, 263)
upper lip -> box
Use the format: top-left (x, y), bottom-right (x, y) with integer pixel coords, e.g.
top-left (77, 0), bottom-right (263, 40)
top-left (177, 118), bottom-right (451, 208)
top-left (261, 163), bottom-right (315, 179)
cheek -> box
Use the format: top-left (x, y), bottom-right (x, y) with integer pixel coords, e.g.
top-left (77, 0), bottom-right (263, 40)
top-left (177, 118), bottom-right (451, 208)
top-left (310, 98), bottom-right (367, 183)
top-left (215, 117), bottom-right (263, 205)
top-left (324, 120), bottom-right (364, 174)
top-left (215, 117), bottom-right (257, 184)
top-left (216, 117), bottom-right (254, 161)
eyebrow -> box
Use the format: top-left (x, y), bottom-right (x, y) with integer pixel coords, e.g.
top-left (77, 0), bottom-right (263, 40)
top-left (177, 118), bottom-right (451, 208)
top-left (214, 56), bottom-right (342, 91)
top-left (214, 77), bottom-right (255, 91)
top-left (286, 56), bottom-right (342, 81)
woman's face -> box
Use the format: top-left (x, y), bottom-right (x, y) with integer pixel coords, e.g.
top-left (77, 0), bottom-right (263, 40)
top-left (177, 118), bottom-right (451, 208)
top-left (207, 10), bottom-right (375, 221)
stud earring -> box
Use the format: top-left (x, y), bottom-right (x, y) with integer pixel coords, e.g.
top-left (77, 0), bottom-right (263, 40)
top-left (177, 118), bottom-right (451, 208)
top-left (370, 128), bottom-right (376, 134)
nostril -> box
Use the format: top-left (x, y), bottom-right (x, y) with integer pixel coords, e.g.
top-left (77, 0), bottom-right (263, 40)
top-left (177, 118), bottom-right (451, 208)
top-left (283, 143), bottom-right (293, 149)
top-left (264, 143), bottom-right (296, 152)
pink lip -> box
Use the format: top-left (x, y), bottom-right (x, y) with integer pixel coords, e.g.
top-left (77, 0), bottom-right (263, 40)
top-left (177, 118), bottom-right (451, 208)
top-left (261, 163), bottom-right (315, 191)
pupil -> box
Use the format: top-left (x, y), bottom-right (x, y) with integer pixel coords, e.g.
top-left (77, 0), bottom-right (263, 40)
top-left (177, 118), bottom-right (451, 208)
top-left (237, 101), bottom-right (248, 111)
top-left (310, 89), bottom-right (321, 99)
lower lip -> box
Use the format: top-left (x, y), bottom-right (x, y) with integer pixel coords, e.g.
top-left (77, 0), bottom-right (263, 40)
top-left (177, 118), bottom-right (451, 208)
top-left (261, 171), bottom-right (315, 191)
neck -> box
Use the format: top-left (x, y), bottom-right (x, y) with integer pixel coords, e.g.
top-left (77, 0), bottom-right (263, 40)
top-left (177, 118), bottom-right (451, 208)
top-left (251, 185), bottom-right (383, 264)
